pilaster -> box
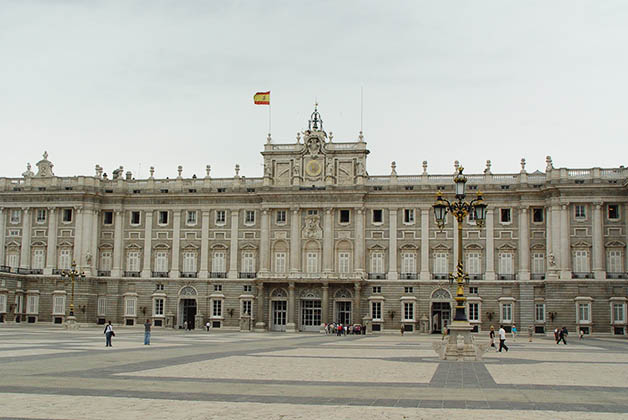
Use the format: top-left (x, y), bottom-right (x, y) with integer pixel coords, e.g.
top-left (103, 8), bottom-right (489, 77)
top-left (228, 210), bottom-right (239, 279)
top-left (290, 209), bottom-right (300, 273)
top-left (286, 282), bottom-right (296, 332)
top-left (0, 209), bottom-right (5, 269)
top-left (388, 208), bottom-right (398, 280)
top-left (518, 206), bottom-right (530, 281)
top-left (199, 210), bottom-right (210, 279)
top-left (111, 210), bottom-right (123, 277)
top-left (44, 208), bottom-right (57, 275)
top-left (72, 207), bottom-right (83, 269)
top-left (255, 282), bottom-right (266, 331)
top-left (354, 208), bottom-right (365, 272)
top-left (485, 209), bottom-right (495, 280)
top-left (560, 203), bottom-right (571, 279)
top-left (170, 210), bottom-right (181, 278)
top-left (260, 209), bottom-right (270, 273)
top-left (89, 209), bottom-right (99, 276)
top-left (353, 282), bottom-right (361, 324)
top-left (141, 210), bottom-right (153, 278)
top-left (19, 208), bottom-right (31, 269)
top-left (322, 283), bottom-right (329, 324)
top-left (323, 208), bottom-right (333, 273)
top-left (592, 202), bottom-right (605, 279)
top-left (420, 207), bottom-right (430, 280)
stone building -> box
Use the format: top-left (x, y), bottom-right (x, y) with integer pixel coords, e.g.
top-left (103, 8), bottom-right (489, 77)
top-left (1, 108), bottom-right (627, 336)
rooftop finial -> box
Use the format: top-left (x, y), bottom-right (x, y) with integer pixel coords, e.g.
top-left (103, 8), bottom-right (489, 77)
top-left (308, 102), bottom-right (323, 131)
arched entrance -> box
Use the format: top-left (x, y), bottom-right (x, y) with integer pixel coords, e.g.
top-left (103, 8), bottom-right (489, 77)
top-left (178, 286), bottom-right (198, 330)
top-left (269, 288), bottom-right (287, 332)
top-left (300, 289), bottom-right (322, 332)
top-left (334, 288), bottom-right (353, 325)
top-left (431, 288), bottom-right (452, 333)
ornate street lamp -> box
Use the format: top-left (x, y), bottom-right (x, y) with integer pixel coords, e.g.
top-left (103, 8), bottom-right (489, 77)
top-left (433, 166), bottom-right (487, 323)
top-left (61, 260), bottom-right (85, 318)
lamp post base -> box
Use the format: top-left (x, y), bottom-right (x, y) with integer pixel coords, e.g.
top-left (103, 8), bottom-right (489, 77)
top-left (64, 316), bottom-right (80, 331)
top-left (432, 320), bottom-right (488, 361)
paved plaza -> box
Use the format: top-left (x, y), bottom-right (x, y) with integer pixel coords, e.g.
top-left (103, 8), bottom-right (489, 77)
top-left (0, 326), bottom-right (627, 419)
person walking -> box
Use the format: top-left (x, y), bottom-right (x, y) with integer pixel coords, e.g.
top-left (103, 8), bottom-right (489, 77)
top-left (498, 325), bottom-right (509, 352)
top-left (554, 328), bottom-right (559, 343)
top-left (206, 321), bottom-right (210, 332)
top-left (511, 323), bottom-right (517, 341)
top-left (489, 325), bottom-right (496, 349)
top-left (143, 319), bottom-right (151, 345)
top-left (528, 325), bottom-right (534, 342)
top-left (579, 329), bottom-right (584, 340)
top-left (104, 321), bottom-right (114, 347)
top-left (558, 326), bottom-right (568, 345)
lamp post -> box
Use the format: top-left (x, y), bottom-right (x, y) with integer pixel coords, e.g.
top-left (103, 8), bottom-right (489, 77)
top-left (61, 260), bottom-right (85, 318)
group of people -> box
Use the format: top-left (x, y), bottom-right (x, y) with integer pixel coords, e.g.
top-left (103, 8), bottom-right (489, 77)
top-left (103, 319), bottom-right (153, 347)
top-left (554, 327), bottom-right (569, 344)
top-left (324, 322), bottom-right (365, 336)
top-left (488, 325), bottom-right (510, 352)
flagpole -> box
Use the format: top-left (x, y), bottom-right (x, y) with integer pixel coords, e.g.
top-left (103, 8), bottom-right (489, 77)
top-left (269, 102), bottom-right (272, 135)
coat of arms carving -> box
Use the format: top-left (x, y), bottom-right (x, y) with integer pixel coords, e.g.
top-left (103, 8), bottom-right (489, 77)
top-left (302, 214), bottom-right (322, 239)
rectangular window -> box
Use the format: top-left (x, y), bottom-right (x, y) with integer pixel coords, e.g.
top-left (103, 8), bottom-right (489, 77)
top-left (216, 210), bottom-right (226, 224)
top-left (306, 252), bottom-right (319, 273)
top-left (573, 250), bottom-right (589, 273)
top-left (100, 251), bottom-right (112, 271)
top-left (212, 300), bottom-right (223, 317)
top-left (532, 208), bottom-right (544, 223)
top-left (371, 301), bottom-right (382, 320)
top-left (532, 253), bottom-right (545, 274)
top-left (154, 251), bottom-right (169, 273)
top-left (535, 303), bottom-right (545, 322)
top-left (152, 298), bottom-right (164, 316)
top-left (404, 286), bottom-right (414, 293)
top-left (498, 253), bottom-right (514, 275)
top-left (307, 209), bottom-right (318, 216)
top-left (98, 296), bottom-right (107, 316)
top-left (468, 302), bottom-right (479, 321)
top-left (125, 297), bottom-right (137, 316)
top-left (130, 211), bottom-right (141, 225)
top-left (242, 251), bottom-right (255, 273)
top-left (212, 251), bottom-right (226, 273)
top-left (276, 210), bottom-right (286, 224)
top-left (32, 249), bottom-right (45, 269)
top-left (186, 211), bottom-right (197, 225)
top-left (243, 285), bottom-right (252, 292)
top-left (245, 210), bottom-right (255, 224)
top-left (274, 252), bottom-right (286, 273)
top-left (501, 303), bottom-right (512, 322)
top-left (578, 303), bottom-right (590, 322)
top-left (613, 303), bottom-right (625, 323)
top-left (469, 287), bottom-right (479, 295)
top-left (434, 253), bottom-right (448, 274)
top-left (500, 208), bottom-right (511, 223)
top-left (242, 300), bottom-right (252, 316)
top-left (0, 294), bottom-right (6, 313)
top-left (213, 284), bottom-right (223, 292)
top-left (103, 211), bottom-right (113, 225)
top-left (62, 208), bottom-right (72, 223)
top-left (53, 295), bottom-right (66, 315)
top-left (58, 249), bottom-right (71, 270)
top-left (466, 252), bottom-right (481, 275)
top-left (6, 253), bottom-right (19, 269)
top-left (608, 204), bottom-right (619, 220)
top-left (607, 250), bottom-right (623, 273)
top-left (372, 286), bottom-right (382, 294)
top-left (371, 252), bottom-right (384, 274)
top-left (26, 295), bottom-right (39, 314)
top-left (401, 252), bottom-right (416, 274)
top-left (158, 211), bottom-right (168, 225)
top-left (10, 209), bottom-right (21, 224)
top-left (155, 283), bottom-right (165, 291)
top-left (339, 209), bottom-right (350, 224)
top-left (338, 252), bottom-right (350, 273)
top-left (404, 302), bottom-right (415, 321)
top-left (127, 251), bottom-right (141, 272)
top-left (575, 205), bottom-right (586, 219)
top-left (404, 209), bottom-right (415, 224)
top-left (183, 252), bottom-right (197, 273)
top-left (36, 209), bottom-right (47, 223)
top-left (372, 209), bottom-right (383, 224)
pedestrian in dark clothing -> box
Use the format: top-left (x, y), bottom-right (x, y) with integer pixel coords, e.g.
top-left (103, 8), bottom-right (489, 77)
top-left (558, 326), bottom-right (568, 345)
top-left (104, 321), bottom-right (114, 347)
top-left (498, 325), bottom-right (509, 352)
top-left (144, 319), bottom-right (151, 345)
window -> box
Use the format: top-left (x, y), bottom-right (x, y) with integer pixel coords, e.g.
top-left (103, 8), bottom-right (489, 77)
top-left (501, 303), bottom-right (512, 322)
top-left (36, 209), bottom-right (47, 223)
top-left (212, 251), bottom-right (226, 273)
top-left (404, 286), bottom-right (413, 294)
top-left (371, 252), bottom-right (384, 274)
top-left (372, 209), bottom-right (383, 224)
top-left (466, 252), bottom-right (481, 275)
top-left (339, 209), bottom-right (350, 224)
top-left (154, 251), bottom-right (169, 273)
top-left (9, 230), bottom-right (19, 237)
top-left (403, 302), bottom-right (415, 321)
top-left (26, 295), bottom-right (39, 314)
top-left (575, 205), bottom-right (586, 220)
top-left (242, 251), bottom-right (255, 273)
top-left (243, 285), bottom-right (252, 293)
top-left (307, 209), bottom-right (318, 216)
top-left (468, 303), bottom-right (479, 321)
top-left (212, 299), bottom-right (223, 317)
top-left (183, 252), bottom-right (197, 273)
top-left (607, 250), bottom-right (623, 273)
top-left (130, 211), bottom-right (141, 225)
top-left (401, 252), bottom-right (416, 274)
top-left (276, 210), bottom-right (286, 224)
top-left (578, 303), bottom-right (590, 322)
top-left (158, 211), bottom-right (168, 225)
top-left (245, 210), bottom-right (255, 224)
top-left (338, 252), bottom-right (350, 273)
top-left (10, 209), bottom-right (21, 224)
top-left (58, 249), bottom-right (72, 270)
top-left (573, 250), bottom-right (589, 273)
top-left (613, 304), bottom-right (625, 323)
top-left (535, 303), bottom-right (545, 322)
top-left (404, 209), bottom-right (415, 224)
top-left (53, 295), bottom-right (66, 315)
top-left (125, 297), bottom-right (137, 317)
top-left (6, 252), bottom-right (19, 269)
top-left (306, 252), bottom-right (319, 273)
top-left (98, 296), bottom-right (107, 316)
top-left (532, 208), bottom-right (544, 223)
top-left (127, 251), bottom-right (141, 272)
top-left (434, 253), bottom-right (448, 274)
top-left (500, 208), bottom-right (511, 223)
top-left (155, 283), bottom-right (165, 291)
top-left (100, 251), bottom-right (112, 271)
top-left (186, 211), bottom-right (197, 226)
top-left (0, 294), bottom-right (6, 313)
top-left (32, 249), bottom-right (45, 269)
top-left (274, 252), bottom-right (286, 273)
top-left (371, 301), bottom-right (382, 320)
top-left (608, 204), bottom-right (619, 220)
top-left (469, 287), bottom-right (479, 295)
top-left (242, 299), bottom-right (252, 315)
top-left (213, 284), bottom-right (223, 292)
top-left (532, 253), bottom-right (545, 274)
top-left (102, 211), bottom-right (113, 225)
top-left (153, 298), bottom-right (164, 316)
top-left (62, 208), bottom-right (72, 223)
top-left (215, 210), bottom-right (226, 224)
top-left (498, 253), bottom-right (514, 275)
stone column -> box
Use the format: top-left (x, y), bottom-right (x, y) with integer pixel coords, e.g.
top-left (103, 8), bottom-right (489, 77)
top-left (255, 282), bottom-right (266, 331)
top-left (354, 209), bottom-right (365, 272)
top-left (72, 207), bottom-right (83, 268)
top-left (322, 283), bottom-right (329, 324)
top-left (420, 207), bottom-right (430, 280)
top-left (286, 282), bottom-right (296, 332)
top-left (260, 209), bottom-right (270, 273)
top-left (485, 209), bottom-right (495, 280)
top-left (111, 210), bottom-right (123, 277)
top-left (551, 204), bottom-right (561, 272)
top-left (353, 282), bottom-right (361, 324)
top-left (0, 209), bottom-right (5, 269)
top-left (199, 210), bottom-right (210, 279)
top-left (44, 208), bottom-right (57, 275)
top-left (560, 204), bottom-right (570, 279)
top-left (20, 208), bottom-right (31, 269)
top-left (290, 209), bottom-right (300, 273)
top-left (592, 202), bottom-right (605, 279)
top-left (141, 210), bottom-right (153, 278)
top-left (170, 210), bottom-right (181, 278)
top-left (80, 208), bottom-right (93, 273)
top-left (518, 207), bottom-right (530, 280)
top-left (388, 209), bottom-right (398, 280)
top-left (89, 210), bottom-right (99, 276)
top-left (228, 210), bottom-right (239, 279)
top-left (323, 208), bottom-right (334, 272)
top-left (545, 204), bottom-right (552, 264)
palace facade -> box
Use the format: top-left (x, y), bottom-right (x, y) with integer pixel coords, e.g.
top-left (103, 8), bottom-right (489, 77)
top-left (1, 109), bottom-right (627, 335)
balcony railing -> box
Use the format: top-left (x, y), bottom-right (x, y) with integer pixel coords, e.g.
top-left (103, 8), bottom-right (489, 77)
top-left (498, 274), bottom-right (516, 280)
top-left (30, 269), bottom-right (43, 275)
top-left (572, 272), bottom-right (593, 279)
top-left (239, 272), bottom-right (257, 279)
top-left (124, 271), bottom-right (140, 277)
top-left (210, 272), bottom-right (227, 279)
top-left (0, 265), bottom-right (12, 273)
top-left (432, 274), bottom-right (448, 280)
top-left (368, 273), bottom-right (386, 280)
top-left (530, 273), bottom-right (546, 280)
top-left (17, 268), bottom-right (33, 274)
top-left (52, 269), bottom-right (62, 275)
top-left (152, 271), bottom-right (169, 278)
top-left (469, 274), bottom-right (483, 280)
top-left (606, 272), bottom-right (628, 279)
top-left (181, 272), bottom-right (198, 278)
top-left (400, 273), bottom-right (418, 280)
top-left (97, 270), bottom-right (111, 277)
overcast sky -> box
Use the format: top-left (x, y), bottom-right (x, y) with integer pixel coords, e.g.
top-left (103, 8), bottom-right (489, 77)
top-left (1, 1), bottom-right (627, 179)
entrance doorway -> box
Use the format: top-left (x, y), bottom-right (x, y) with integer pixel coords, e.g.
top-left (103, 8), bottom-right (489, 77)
top-left (431, 302), bottom-right (451, 333)
top-left (301, 300), bottom-right (321, 331)
top-left (336, 301), bottom-right (352, 325)
top-left (272, 300), bottom-right (287, 331)
top-left (180, 299), bottom-right (197, 330)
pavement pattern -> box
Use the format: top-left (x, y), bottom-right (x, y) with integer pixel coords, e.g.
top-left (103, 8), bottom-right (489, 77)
top-left (0, 325), bottom-right (627, 419)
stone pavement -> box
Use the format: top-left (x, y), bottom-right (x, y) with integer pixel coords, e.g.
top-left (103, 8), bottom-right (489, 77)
top-left (0, 326), bottom-right (627, 419)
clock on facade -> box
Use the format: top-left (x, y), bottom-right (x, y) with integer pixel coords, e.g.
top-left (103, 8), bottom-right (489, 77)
top-left (305, 159), bottom-right (322, 177)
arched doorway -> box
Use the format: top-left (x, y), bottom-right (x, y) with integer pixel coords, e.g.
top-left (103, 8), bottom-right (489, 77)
top-left (269, 288), bottom-right (287, 332)
top-left (430, 288), bottom-right (452, 334)
top-left (300, 289), bottom-right (322, 332)
top-left (178, 286), bottom-right (198, 330)
top-left (334, 288), bottom-right (353, 325)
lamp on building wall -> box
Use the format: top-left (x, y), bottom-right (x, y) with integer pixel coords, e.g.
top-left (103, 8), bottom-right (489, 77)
top-left (227, 308), bottom-right (234, 318)
top-left (61, 260), bottom-right (85, 317)
top-left (486, 311), bottom-right (495, 322)
top-left (388, 310), bottom-right (396, 320)
top-left (141, 306), bottom-right (146, 315)
top-left (79, 305), bottom-right (86, 314)
top-left (549, 311), bottom-right (557, 322)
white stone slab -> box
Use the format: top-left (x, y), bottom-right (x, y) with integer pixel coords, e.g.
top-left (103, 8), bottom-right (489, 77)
top-left (487, 362), bottom-right (628, 387)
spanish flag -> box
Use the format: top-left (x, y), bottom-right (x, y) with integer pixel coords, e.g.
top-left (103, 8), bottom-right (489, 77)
top-left (254, 91), bottom-right (270, 105)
